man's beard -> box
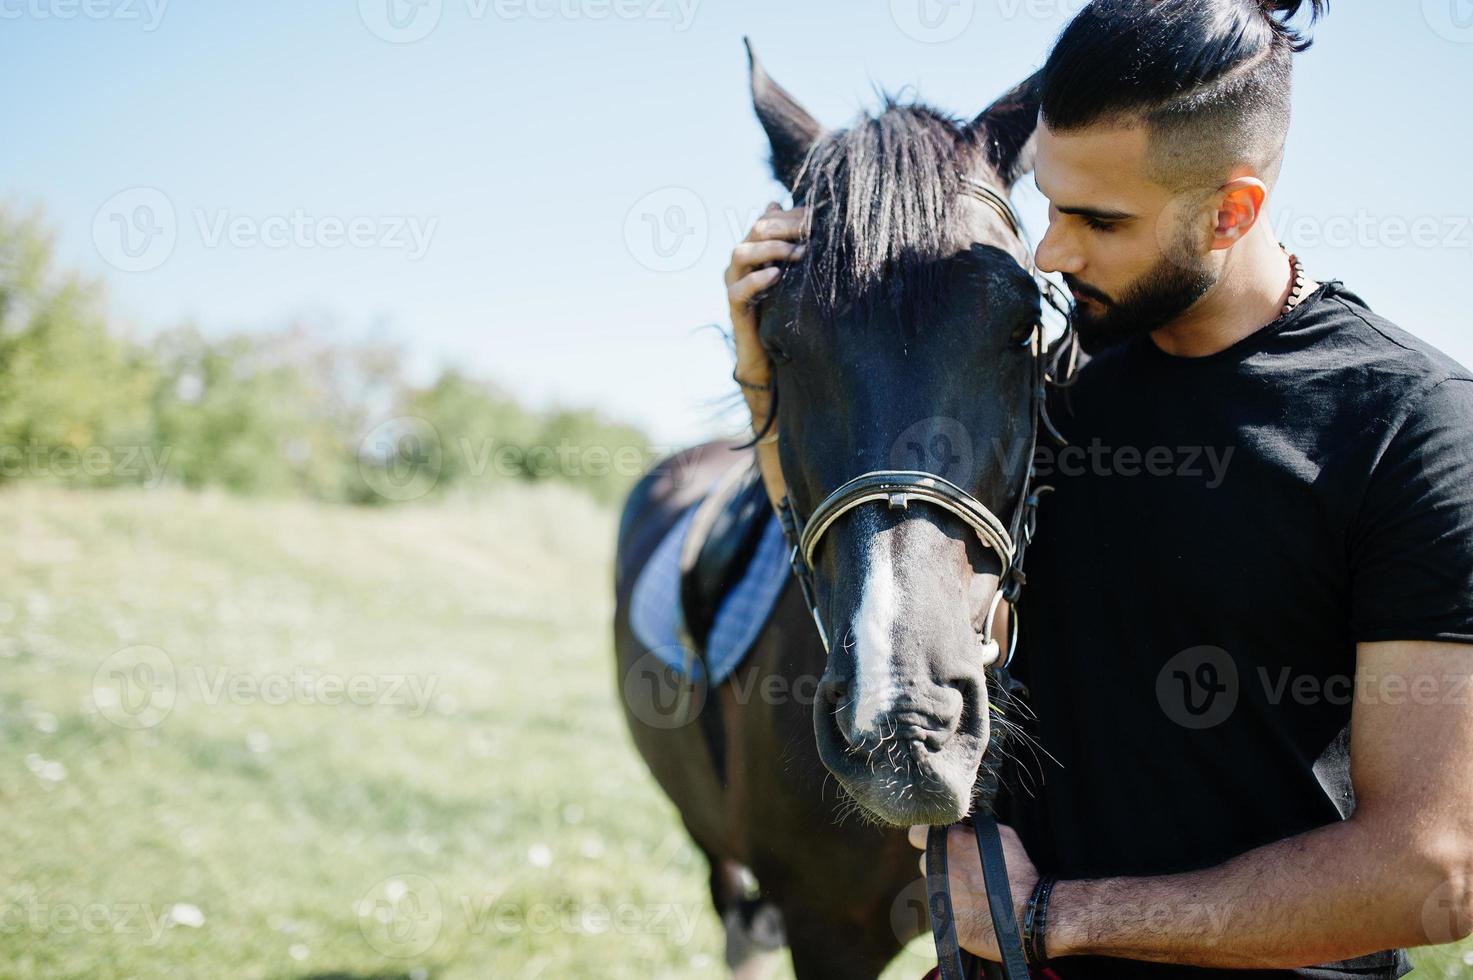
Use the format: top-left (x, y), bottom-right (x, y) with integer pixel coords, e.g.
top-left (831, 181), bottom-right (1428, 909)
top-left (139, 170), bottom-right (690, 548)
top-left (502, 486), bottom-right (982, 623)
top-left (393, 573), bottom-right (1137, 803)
top-left (1065, 253), bottom-right (1216, 356)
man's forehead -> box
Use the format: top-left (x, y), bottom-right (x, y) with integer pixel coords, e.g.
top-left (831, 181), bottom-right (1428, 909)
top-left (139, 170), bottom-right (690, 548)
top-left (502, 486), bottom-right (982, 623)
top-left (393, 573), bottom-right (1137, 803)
top-left (1034, 120), bottom-right (1155, 202)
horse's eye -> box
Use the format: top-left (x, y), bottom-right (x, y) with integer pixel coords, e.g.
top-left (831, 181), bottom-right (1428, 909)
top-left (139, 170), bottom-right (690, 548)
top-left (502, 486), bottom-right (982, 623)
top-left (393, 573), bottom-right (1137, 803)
top-left (759, 320), bottom-right (798, 365)
top-left (1011, 319), bottom-right (1036, 346)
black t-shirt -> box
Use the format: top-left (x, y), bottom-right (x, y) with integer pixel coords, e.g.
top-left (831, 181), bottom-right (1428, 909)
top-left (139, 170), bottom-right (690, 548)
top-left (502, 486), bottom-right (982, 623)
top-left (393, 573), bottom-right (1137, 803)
top-left (1003, 282), bottom-right (1473, 979)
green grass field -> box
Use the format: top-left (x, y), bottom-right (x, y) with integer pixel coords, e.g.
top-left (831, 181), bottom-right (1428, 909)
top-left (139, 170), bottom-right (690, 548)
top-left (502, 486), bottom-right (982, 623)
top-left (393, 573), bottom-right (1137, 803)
top-left (0, 486), bottom-right (1467, 978)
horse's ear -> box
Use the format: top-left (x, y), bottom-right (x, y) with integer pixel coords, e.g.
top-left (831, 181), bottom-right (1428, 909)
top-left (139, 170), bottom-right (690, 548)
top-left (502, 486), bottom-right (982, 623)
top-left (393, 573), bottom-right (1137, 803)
top-left (746, 38), bottom-right (825, 192)
top-left (968, 70), bottom-right (1044, 187)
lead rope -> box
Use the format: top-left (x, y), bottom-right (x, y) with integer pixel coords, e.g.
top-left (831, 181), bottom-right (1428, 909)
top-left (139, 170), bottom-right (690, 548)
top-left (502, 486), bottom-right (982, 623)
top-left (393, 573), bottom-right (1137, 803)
top-left (928, 816), bottom-right (1031, 980)
top-left (925, 825), bottom-right (970, 980)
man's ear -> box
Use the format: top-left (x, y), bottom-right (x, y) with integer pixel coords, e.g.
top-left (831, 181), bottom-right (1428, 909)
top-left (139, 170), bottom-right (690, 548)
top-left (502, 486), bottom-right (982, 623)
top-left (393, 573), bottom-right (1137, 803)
top-left (746, 38), bottom-right (825, 192)
top-left (1208, 177), bottom-right (1269, 250)
top-left (967, 70), bottom-right (1043, 187)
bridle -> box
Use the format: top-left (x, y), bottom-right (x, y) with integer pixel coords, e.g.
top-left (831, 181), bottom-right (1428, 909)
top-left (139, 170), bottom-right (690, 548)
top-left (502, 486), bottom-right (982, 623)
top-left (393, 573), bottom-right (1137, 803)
top-left (767, 174), bottom-right (1076, 980)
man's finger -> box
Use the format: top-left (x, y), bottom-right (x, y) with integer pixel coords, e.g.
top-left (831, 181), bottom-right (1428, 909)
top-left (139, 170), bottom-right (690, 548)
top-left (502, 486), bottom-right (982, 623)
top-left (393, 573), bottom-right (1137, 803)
top-left (907, 824), bottom-right (928, 850)
top-left (732, 240), bottom-right (804, 272)
top-left (744, 209), bottom-right (808, 244)
top-left (727, 267), bottom-right (782, 307)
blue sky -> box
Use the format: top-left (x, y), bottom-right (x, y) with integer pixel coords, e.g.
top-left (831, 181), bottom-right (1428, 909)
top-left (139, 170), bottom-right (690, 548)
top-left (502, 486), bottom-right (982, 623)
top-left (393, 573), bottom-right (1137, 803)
top-left (3, 1), bottom-right (1471, 447)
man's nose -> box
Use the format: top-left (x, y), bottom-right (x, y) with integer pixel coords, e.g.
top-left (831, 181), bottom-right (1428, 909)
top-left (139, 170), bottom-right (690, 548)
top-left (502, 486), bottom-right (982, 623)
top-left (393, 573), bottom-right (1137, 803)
top-left (1034, 223), bottom-right (1084, 277)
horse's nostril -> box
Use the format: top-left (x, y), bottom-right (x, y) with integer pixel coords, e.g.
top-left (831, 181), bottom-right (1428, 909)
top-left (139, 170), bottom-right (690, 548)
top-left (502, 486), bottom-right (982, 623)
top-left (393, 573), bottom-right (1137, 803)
top-left (818, 675), bottom-right (849, 709)
top-left (945, 673), bottom-right (982, 710)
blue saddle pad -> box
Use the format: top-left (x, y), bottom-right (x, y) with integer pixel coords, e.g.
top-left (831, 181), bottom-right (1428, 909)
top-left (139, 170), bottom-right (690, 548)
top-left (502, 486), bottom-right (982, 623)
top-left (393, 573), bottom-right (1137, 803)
top-left (628, 492), bottom-right (790, 686)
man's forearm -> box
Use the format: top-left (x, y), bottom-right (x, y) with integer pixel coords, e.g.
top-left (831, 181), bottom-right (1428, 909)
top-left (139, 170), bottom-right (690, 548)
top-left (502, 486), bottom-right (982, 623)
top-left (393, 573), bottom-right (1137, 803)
top-left (755, 437), bottom-right (785, 513)
top-left (1046, 813), bottom-right (1454, 967)
top-left (739, 385), bottom-right (787, 513)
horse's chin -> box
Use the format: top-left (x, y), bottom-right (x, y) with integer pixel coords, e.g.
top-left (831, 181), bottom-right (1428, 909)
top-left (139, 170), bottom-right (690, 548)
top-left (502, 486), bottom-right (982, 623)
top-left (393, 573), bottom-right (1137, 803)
top-left (814, 703), bottom-right (988, 827)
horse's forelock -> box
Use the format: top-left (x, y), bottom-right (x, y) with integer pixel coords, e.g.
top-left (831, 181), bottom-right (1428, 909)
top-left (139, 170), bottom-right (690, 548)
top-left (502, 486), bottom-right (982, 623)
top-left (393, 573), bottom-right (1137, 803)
top-left (786, 100), bottom-right (989, 331)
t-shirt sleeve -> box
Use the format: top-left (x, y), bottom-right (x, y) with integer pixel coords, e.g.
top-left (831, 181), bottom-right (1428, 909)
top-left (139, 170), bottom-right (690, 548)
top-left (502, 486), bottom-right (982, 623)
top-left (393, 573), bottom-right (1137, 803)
top-left (1351, 377), bottom-right (1473, 644)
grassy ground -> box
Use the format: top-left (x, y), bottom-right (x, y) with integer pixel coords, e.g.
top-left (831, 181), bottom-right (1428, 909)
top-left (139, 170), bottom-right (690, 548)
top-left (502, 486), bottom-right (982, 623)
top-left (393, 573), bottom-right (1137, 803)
top-left (0, 485), bottom-right (934, 979)
top-left (0, 485), bottom-right (1467, 978)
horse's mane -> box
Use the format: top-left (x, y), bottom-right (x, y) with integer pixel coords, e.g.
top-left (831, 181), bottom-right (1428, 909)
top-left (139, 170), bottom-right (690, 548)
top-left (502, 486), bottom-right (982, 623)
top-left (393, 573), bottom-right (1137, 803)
top-left (784, 97), bottom-right (989, 333)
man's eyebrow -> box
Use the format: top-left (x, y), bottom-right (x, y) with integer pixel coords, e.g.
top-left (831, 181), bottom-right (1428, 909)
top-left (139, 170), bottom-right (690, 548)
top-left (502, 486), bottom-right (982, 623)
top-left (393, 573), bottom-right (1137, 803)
top-left (1057, 205), bottom-right (1135, 221)
top-left (1032, 177), bottom-right (1134, 221)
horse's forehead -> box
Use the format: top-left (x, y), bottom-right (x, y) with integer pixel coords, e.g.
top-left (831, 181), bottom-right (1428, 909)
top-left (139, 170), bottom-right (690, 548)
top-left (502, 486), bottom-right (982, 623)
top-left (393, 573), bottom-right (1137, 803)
top-left (956, 196), bottom-right (1031, 266)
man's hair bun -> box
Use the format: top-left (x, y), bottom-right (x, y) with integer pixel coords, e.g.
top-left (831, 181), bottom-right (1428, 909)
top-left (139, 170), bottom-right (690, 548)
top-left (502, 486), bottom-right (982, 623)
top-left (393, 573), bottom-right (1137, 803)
top-left (1258, 0), bottom-right (1327, 52)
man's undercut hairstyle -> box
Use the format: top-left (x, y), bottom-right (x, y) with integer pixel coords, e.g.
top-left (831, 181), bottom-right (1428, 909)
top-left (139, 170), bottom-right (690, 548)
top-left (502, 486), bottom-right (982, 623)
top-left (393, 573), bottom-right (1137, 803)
top-left (1041, 0), bottom-right (1326, 190)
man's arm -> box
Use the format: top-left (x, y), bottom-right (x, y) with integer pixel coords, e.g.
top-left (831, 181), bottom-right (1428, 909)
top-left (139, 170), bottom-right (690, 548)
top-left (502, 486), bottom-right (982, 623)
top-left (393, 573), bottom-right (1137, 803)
top-left (1041, 638), bottom-right (1473, 966)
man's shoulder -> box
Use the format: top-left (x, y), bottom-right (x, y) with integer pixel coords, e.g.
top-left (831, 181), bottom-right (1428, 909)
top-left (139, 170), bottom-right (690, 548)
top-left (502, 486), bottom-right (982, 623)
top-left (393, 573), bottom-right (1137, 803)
top-left (1297, 284), bottom-right (1473, 468)
top-left (1309, 282), bottom-right (1473, 389)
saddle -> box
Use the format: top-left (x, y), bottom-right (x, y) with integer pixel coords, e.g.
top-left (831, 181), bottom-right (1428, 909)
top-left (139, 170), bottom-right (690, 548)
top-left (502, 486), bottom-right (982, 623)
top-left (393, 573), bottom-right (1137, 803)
top-left (677, 457), bottom-right (774, 661)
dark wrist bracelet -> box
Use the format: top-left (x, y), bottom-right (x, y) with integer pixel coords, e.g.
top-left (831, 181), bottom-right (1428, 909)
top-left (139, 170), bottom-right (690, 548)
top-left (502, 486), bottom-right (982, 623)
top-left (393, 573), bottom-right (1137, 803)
top-left (1022, 881), bottom-right (1042, 964)
top-left (1023, 874), bottom-right (1058, 966)
top-left (732, 367), bottom-right (773, 393)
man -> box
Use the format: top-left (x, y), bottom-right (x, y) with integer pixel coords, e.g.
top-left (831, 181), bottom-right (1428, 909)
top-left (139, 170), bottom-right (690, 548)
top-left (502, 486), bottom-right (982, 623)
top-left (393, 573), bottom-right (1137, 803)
top-left (724, 1), bottom-right (1473, 976)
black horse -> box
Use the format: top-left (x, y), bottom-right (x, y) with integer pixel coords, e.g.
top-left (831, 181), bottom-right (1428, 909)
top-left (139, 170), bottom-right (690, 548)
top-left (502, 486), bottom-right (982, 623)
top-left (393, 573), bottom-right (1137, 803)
top-left (614, 46), bottom-right (1048, 978)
